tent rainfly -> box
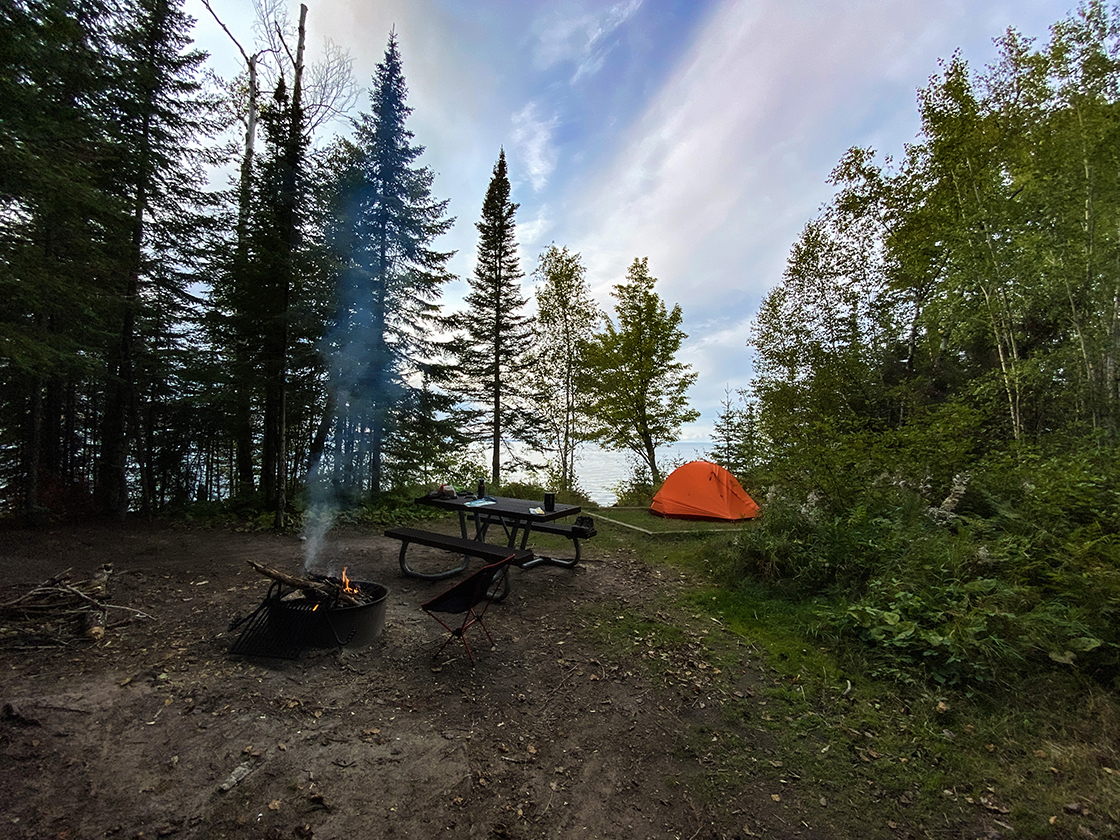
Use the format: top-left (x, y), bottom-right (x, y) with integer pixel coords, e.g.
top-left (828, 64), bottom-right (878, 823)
top-left (650, 460), bottom-right (759, 521)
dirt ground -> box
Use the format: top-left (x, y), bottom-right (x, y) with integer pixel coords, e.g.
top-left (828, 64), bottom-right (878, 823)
top-left (0, 520), bottom-right (830, 840)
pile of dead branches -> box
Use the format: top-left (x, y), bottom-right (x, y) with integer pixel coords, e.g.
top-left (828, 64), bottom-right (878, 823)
top-left (0, 564), bottom-right (152, 648)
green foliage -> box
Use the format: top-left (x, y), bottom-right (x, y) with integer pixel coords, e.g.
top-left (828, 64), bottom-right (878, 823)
top-left (712, 441), bottom-right (1120, 688)
top-left (584, 258), bottom-right (699, 485)
top-left (712, 485), bottom-right (925, 590)
top-left (494, 478), bottom-right (548, 501)
top-left (833, 575), bottom-right (1094, 687)
top-left (532, 245), bottom-right (602, 495)
top-left (709, 387), bottom-right (764, 479)
top-left (611, 459), bottom-right (656, 507)
top-left (726, 3), bottom-right (1120, 691)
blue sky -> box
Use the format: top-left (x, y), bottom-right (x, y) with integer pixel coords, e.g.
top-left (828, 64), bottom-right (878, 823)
top-left (189, 0), bottom-right (1076, 442)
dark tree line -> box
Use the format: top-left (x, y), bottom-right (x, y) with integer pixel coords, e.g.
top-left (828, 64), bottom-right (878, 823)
top-left (1, 1), bottom-right (700, 521)
top-left (1, 0), bottom-right (222, 517)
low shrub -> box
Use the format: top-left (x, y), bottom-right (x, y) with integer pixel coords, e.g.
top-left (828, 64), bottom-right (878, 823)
top-left (712, 442), bottom-right (1120, 688)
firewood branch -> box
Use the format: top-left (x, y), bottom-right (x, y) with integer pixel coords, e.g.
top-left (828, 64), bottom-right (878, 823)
top-left (245, 560), bottom-right (360, 606)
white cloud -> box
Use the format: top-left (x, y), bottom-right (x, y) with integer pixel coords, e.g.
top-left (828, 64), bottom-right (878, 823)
top-left (532, 0), bottom-right (644, 83)
top-left (515, 207), bottom-right (554, 281)
top-left (511, 100), bottom-right (560, 192)
top-left (567, 1), bottom-right (1057, 306)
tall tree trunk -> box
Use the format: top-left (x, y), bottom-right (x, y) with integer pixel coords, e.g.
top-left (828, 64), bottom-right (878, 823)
top-left (273, 3), bottom-right (307, 528)
top-left (233, 53), bottom-right (259, 494)
top-left (25, 380), bottom-right (43, 513)
top-left (492, 300), bottom-right (502, 486)
top-left (203, 0), bottom-right (260, 494)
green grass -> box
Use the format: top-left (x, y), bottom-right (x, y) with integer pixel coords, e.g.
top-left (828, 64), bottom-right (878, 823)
top-left (591, 506), bottom-right (754, 534)
top-left (577, 523), bottom-right (1120, 838)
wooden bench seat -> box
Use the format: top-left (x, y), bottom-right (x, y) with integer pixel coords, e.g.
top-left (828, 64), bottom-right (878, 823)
top-left (476, 515), bottom-right (597, 567)
top-left (384, 526), bottom-right (533, 581)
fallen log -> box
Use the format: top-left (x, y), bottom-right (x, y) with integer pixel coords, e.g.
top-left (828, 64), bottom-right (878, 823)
top-left (245, 560), bottom-right (360, 606)
top-left (82, 609), bottom-right (106, 640)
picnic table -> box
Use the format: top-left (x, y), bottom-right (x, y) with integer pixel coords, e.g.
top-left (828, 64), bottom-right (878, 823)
top-left (385, 493), bottom-right (595, 583)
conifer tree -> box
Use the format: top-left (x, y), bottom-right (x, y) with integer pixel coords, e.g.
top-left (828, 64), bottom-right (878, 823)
top-left (0, 0), bottom-right (119, 513)
top-left (95, 0), bottom-right (221, 515)
top-left (325, 32), bottom-right (455, 495)
top-left (710, 387), bottom-right (761, 479)
top-left (448, 150), bottom-right (541, 486)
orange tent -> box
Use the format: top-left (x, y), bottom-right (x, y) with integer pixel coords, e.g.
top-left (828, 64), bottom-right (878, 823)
top-left (650, 461), bottom-right (759, 521)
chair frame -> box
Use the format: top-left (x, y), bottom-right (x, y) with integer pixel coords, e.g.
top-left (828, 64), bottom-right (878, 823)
top-left (420, 553), bottom-right (517, 664)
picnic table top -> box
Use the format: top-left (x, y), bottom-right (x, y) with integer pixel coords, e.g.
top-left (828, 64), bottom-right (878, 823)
top-left (416, 493), bottom-right (580, 524)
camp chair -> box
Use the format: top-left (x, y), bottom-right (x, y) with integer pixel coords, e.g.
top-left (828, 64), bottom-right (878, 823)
top-left (420, 553), bottom-right (517, 664)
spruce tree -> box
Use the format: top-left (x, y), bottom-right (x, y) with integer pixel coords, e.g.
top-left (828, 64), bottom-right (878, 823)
top-left (325, 32), bottom-right (455, 495)
top-left (449, 150), bottom-right (541, 486)
top-left (0, 0), bottom-right (119, 513)
top-left (96, 0), bottom-right (221, 515)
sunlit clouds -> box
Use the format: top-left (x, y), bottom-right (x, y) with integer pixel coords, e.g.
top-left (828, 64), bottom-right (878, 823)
top-left (190, 0), bottom-right (1074, 436)
top-left (510, 101), bottom-right (560, 192)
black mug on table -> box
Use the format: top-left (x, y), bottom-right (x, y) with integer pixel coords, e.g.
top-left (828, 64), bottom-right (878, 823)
top-left (544, 492), bottom-right (555, 511)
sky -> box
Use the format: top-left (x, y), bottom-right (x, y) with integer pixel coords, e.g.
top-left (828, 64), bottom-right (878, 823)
top-left (187, 0), bottom-right (1077, 443)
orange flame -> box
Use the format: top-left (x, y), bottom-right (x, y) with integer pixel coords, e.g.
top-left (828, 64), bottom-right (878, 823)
top-left (341, 566), bottom-right (359, 594)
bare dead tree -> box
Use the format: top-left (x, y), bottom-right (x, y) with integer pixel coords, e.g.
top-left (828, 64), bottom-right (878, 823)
top-left (251, 0), bottom-right (357, 133)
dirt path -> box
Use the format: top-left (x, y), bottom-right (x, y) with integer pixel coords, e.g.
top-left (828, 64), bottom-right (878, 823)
top-left (0, 522), bottom-right (827, 840)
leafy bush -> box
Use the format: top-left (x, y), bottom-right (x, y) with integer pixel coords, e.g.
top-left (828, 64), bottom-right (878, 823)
top-left (494, 479), bottom-right (547, 501)
top-left (711, 485), bottom-right (931, 592)
top-left (712, 441), bottom-right (1120, 688)
top-left (825, 574), bottom-right (1105, 686)
top-left (612, 460), bottom-right (655, 507)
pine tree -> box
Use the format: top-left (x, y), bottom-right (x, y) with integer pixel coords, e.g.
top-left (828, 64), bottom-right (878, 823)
top-left (448, 150), bottom-right (541, 487)
top-left (710, 387), bottom-right (762, 479)
top-left (0, 0), bottom-right (119, 513)
top-left (325, 32), bottom-right (455, 495)
top-left (0, 0), bottom-right (221, 516)
top-left (96, 0), bottom-right (221, 515)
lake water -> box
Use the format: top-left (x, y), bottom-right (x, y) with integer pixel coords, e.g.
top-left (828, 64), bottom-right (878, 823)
top-left (571, 441), bottom-right (713, 505)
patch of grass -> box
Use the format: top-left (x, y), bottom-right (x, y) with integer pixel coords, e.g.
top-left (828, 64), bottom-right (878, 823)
top-left (583, 532), bottom-right (1120, 838)
top-left (592, 507), bottom-right (752, 534)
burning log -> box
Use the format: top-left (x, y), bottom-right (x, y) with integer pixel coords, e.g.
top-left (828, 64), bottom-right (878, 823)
top-left (245, 560), bottom-right (362, 607)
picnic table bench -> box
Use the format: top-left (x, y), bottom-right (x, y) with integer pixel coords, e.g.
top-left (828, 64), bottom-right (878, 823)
top-left (384, 526), bottom-right (533, 581)
top-left (475, 513), bottom-right (597, 566)
top-left (388, 493), bottom-right (592, 597)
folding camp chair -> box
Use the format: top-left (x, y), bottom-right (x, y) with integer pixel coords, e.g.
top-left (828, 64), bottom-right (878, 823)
top-left (420, 553), bottom-right (517, 664)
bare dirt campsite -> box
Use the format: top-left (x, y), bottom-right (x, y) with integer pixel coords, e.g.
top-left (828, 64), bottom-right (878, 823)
top-left (0, 520), bottom-right (812, 840)
top-left (0, 518), bottom-right (1039, 840)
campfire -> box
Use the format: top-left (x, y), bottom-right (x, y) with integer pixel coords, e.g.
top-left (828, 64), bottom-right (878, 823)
top-left (229, 560), bottom-right (388, 659)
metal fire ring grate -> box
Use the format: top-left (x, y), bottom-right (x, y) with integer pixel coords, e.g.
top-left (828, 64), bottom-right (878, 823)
top-left (228, 582), bottom-right (323, 659)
